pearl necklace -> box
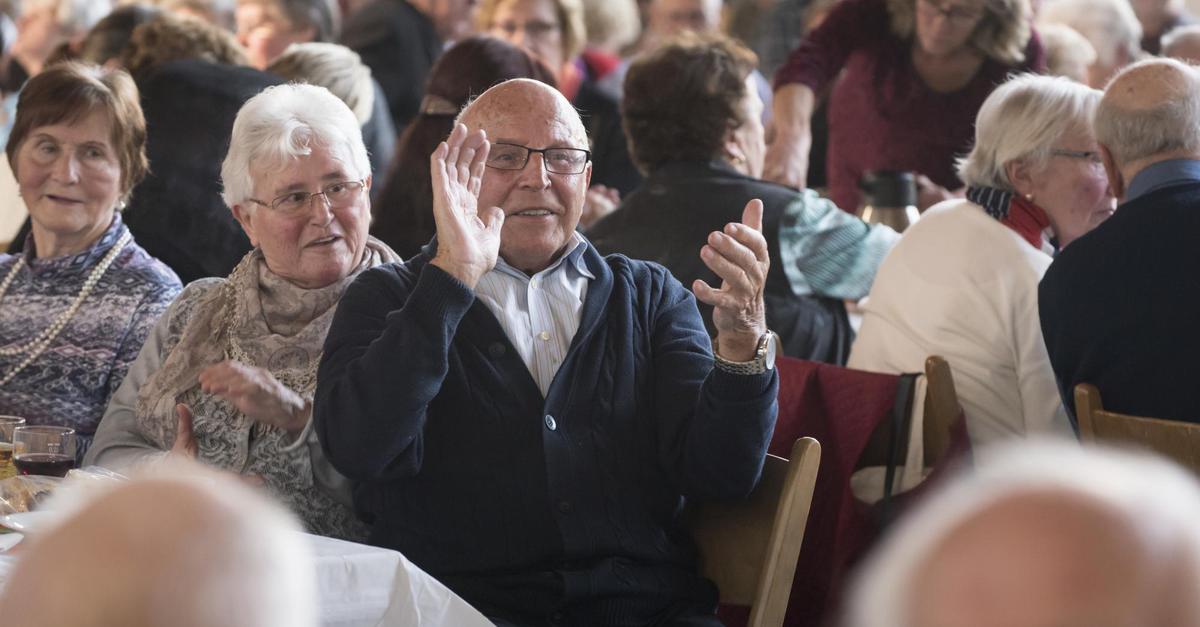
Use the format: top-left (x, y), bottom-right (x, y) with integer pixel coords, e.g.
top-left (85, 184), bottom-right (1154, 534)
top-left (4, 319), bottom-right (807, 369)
top-left (0, 231), bottom-right (132, 386)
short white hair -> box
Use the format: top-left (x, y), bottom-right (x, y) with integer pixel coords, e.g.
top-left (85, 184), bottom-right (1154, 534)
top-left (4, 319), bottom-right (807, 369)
top-left (22, 0), bottom-right (113, 34)
top-left (957, 73), bottom-right (1102, 191)
top-left (1039, 0), bottom-right (1142, 71)
top-left (845, 440), bottom-right (1200, 627)
top-left (267, 42), bottom-right (375, 125)
top-left (221, 82), bottom-right (370, 208)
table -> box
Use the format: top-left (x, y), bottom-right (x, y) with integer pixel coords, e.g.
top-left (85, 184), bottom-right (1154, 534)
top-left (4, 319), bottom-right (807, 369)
top-left (309, 533), bottom-right (494, 627)
top-left (0, 532), bottom-right (495, 627)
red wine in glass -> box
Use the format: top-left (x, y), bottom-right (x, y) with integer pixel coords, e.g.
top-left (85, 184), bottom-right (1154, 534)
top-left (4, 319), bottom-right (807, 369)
top-left (14, 453), bottom-right (75, 478)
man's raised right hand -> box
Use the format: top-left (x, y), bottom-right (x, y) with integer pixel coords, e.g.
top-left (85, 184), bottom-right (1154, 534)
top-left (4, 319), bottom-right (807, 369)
top-left (430, 123), bottom-right (504, 289)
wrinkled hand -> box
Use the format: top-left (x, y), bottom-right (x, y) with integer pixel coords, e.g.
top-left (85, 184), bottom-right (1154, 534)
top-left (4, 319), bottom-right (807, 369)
top-left (429, 123), bottom-right (503, 289)
top-left (693, 199), bottom-right (770, 361)
top-left (198, 361), bottom-right (307, 434)
top-left (170, 403), bottom-right (198, 459)
top-left (762, 130), bottom-right (810, 190)
top-left (580, 185), bottom-right (620, 229)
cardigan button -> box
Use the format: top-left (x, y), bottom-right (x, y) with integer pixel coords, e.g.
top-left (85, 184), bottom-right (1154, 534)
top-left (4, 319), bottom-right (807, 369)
top-left (488, 342), bottom-right (506, 358)
top-left (557, 500), bottom-right (572, 514)
top-left (544, 414), bottom-right (557, 431)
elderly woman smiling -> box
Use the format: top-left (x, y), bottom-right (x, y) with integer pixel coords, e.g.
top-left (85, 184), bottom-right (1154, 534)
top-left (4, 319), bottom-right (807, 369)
top-left (848, 73), bottom-right (1114, 448)
top-left (0, 62), bottom-right (181, 457)
top-left (86, 83), bottom-right (397, 540)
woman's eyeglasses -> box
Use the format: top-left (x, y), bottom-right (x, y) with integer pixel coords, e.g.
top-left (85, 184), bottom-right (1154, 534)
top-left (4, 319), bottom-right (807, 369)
top-left (1050, 149), bottom-right (1105, 166)
top-left (248, 180), bottom-right (367, 215)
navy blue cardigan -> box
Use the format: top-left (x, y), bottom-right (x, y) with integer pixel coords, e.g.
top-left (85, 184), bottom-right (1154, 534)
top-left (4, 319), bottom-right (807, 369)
top-left (315, 243), bottom-right (778, 624)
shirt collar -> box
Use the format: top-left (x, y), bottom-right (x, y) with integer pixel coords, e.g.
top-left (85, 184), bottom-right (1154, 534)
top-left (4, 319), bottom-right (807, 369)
top-left (1125, 159), bottom-right (1200, 203)
top-left (492, 231), bottom-right (595, 281)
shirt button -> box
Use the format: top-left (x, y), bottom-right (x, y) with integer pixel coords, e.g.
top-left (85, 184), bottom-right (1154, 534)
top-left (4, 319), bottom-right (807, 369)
top-left (544, 414), bottom-right (557, 431)
top-left (539, 331), bottom-right (550, 341)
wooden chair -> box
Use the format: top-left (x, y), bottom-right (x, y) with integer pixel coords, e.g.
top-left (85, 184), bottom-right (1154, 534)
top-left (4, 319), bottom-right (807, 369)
top-left (687, 437), bottom-right (821, 627)
top-left (860, 355), bottom-right (963, 470)
top-left (1075, 384), bottom-right (1200, 473)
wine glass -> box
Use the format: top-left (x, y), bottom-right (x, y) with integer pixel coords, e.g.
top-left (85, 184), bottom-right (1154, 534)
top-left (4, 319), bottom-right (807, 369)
top-left (12, 426), bottom-right (76, 478)
top-left (0, 416), bottom-right (26, 479)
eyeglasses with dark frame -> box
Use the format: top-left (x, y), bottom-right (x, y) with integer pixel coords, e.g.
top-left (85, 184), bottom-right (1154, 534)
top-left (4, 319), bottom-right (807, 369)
top-left (485, 142), bottom-right (591, 175)
top-left (247, 179), bottom-right (367, 215)
top-left (1050, 149), bottom-right (1105, 166)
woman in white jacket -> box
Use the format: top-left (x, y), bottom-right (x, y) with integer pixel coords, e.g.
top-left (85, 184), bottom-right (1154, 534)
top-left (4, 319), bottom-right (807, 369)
top-left (848, 73), bottom-right (1114, 447)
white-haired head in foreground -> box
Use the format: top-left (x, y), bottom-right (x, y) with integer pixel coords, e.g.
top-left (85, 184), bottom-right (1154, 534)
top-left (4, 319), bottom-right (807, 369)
top-left (845, 440), bottom-right (1200, 627)
top-left (0, 460), bottom-right (317, 627)
top-left (220, 82), bottom-right (370, 210)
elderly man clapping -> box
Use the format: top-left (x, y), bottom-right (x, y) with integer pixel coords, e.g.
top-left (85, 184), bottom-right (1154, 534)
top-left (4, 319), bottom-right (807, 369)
top-left (316, 78), bottom-right (779, 625)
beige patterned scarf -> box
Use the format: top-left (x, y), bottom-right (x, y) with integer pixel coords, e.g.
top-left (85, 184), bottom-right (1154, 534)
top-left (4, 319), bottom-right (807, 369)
top-left (135, 237), bottom-right (399, 430)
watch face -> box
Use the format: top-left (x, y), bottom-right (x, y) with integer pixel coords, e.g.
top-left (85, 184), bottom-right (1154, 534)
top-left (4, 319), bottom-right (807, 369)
top-left (763, 332), bottom-right (778, 369)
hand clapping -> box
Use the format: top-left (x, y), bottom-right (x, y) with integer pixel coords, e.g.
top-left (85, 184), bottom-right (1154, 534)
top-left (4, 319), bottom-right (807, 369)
top-left (429, 123), bottom-right (504, 289)
top-left (692, 199), bottom-right (770, 362)
top-left (198, 360), bottom-right (308, 434)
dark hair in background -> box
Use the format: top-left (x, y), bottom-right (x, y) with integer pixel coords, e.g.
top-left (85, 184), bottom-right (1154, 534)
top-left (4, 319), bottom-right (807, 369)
top-left (7, 61), bottom-right (149, 197)
top-left (621, 33), bottom-right (757, 175)
top-left (371, 35), bottom-right (557, 258)
top-left (79, 4), bottom-right (165, 66)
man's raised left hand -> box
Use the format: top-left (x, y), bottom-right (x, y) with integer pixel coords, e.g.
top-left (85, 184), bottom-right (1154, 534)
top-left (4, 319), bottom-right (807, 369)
top-left (692, 199), bottom-right (770, 362)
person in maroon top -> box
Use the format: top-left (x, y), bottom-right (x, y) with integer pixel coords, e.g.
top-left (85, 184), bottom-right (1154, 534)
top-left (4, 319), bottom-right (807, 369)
top-left (764, 0), bottom-right (1044, 212)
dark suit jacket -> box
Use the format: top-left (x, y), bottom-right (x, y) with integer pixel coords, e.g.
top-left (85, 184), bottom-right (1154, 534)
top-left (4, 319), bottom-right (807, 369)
top-left (588, 160), bottom-right (853, 364)
top-left (1039, 181), bottom-right (1200, 422)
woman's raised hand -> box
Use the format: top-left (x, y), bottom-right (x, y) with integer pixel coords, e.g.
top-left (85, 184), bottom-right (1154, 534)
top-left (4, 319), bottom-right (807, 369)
top-left (198, 361), bottom-right (308, 435)
top-left (429, 123), bottom-right (504, 289)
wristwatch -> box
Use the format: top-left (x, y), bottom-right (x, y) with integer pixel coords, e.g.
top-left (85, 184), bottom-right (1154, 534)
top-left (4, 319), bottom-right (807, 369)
top-left (713, 331), bottom-right (779, 375)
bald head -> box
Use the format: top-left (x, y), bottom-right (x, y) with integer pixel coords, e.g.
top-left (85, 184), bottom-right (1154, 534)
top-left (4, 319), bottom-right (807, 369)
top-left (456, 78), bottom-right (593, 275)
top-left (1094, 58), bottom-right (1200, 180)
top-left (459, 78), bottom-right (588, 147)
top-left (847, 441), bottom-right (1200, 627)
top-left (0, 465), bottom-right (317, 627)
top-left (913, 490), bottom-right (1187, 627)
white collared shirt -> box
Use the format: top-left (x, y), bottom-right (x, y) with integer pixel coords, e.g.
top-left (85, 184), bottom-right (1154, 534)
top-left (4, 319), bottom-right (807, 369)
top-left (474, 232), bottom-right (595, 397)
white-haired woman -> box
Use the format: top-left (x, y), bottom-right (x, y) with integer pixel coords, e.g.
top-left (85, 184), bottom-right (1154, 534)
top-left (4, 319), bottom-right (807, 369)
top-left (86, 83), bottom-right (398, 540)
top-left (848, 74), bottom-right (1114, 447)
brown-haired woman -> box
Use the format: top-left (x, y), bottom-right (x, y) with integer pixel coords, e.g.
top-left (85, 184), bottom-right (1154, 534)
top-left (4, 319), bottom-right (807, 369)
top-left (0, 62), bottom-right (181, 459)
top-left (588, 34), bottom-right (898, 363)
top-left (371, 35), bottom-right (557, 258)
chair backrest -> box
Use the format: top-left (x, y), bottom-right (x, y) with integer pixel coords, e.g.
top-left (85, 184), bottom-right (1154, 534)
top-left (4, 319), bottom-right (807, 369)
top-left (687, 437), bottom-right (821, 627)
top-left (922, 355), bottom-right (962, 467)
top-left (1075, 383), bottom-right (1200, 473)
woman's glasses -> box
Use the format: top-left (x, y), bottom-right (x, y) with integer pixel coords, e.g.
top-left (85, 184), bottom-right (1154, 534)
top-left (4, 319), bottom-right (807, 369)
top-left (247, 180), bottom-right (366, 215)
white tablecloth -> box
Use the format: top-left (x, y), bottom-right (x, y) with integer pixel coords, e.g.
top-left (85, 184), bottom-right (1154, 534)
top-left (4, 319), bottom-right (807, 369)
top-left (0, 533), bottom-right (494, 627)
top-left (308, 534), bottom-right (494, 627)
